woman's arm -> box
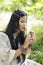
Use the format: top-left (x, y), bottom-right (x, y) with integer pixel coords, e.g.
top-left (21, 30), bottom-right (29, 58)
top-left (14, 32), bottom-right (36, 59)
top-left (14, 44), bottom-right (28, 59)
top-left (14, 39), bottom-right (30, 59)
top-left (25, 48), bottom-right (31, 59)
top-left (14, 41), bottom-right (31, 59)
top-left (14, 46), bottom-right (31, 59)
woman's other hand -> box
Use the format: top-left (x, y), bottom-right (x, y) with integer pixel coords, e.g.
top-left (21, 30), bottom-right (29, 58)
top-left (23, 32), bottom-right (36, 49)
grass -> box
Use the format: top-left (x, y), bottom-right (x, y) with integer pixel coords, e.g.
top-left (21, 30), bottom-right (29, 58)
top-left (29, 42), bottom-right (43, 65)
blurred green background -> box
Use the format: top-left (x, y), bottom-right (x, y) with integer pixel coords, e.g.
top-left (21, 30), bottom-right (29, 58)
top-left (0, 0), bottom-right (43, 64)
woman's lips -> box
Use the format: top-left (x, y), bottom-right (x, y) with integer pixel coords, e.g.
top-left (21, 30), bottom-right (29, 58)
top-left (22, 27), bottom-right (25, 29)
top-left (29, 39), bottom-right (33, 40)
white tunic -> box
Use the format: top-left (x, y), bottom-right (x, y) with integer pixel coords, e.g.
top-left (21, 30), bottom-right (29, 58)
top-left (0, 32), bottom-right (41, 65)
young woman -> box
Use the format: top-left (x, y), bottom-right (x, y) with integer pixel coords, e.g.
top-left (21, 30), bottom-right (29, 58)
top-left (0, 10), bottom-right (41, 65)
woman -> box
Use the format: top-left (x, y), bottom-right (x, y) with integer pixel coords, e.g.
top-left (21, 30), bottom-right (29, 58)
top-left (0, 10), bottom-right (41, 65)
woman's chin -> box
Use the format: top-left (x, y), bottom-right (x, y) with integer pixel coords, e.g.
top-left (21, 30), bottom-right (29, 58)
top-left (20, 29), bottom-right (25, 32)
top-left (21, 30), bottom-right (25, 32)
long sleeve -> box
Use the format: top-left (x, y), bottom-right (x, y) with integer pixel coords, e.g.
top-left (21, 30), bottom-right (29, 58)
top-left (0, 32), bottom-right (16, 65)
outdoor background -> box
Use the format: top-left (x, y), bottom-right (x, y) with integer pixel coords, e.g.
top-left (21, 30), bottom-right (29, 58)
top-left (0, 0), bottom-right (43, 64)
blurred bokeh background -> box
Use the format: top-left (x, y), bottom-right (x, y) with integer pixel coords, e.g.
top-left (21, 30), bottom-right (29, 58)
top-left (0, 0), bottom-right (43, 64)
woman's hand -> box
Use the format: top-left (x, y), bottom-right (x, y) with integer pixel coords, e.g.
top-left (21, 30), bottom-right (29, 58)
top-left (14, 48), bottom-right (22, 59)
top-left (23, 32), bottom-right (36, 49)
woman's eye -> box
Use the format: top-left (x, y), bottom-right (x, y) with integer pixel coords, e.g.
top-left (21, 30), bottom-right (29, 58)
top-left (21, 21), bottom-right (23, 23)
top-left (21, 21), bottom-right (26, 23)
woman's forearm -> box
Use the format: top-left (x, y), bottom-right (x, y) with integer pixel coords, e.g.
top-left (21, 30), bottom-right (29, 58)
top-left (14, 39), bottom-right (30, 59)
top-left (14, 43), bottom-right (28, 59)
top-left (25, 48), bottom-right (31, 59)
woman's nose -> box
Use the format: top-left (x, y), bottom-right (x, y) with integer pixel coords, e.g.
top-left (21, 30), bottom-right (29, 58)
top-left (23, 22), bottom-right (26, 27)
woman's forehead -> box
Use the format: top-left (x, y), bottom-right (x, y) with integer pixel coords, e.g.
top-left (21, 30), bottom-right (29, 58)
top-left (20, 16), bottom-right (27, 21)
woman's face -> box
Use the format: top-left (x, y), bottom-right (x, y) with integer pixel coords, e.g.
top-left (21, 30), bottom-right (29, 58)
top-left (19, 16), bottom-right (27, 32)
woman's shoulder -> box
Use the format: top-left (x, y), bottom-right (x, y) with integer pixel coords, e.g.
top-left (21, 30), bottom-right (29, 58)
top-left (0, 31), bottom-right (11, 48)
top-left (0, 31), bottom-right (8, 37)
top-left (0, 31), bottom-right (9, 40)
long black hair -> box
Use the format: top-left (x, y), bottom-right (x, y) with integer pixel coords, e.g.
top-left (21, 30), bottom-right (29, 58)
top-left (6, 10), bottom-right (27, 49)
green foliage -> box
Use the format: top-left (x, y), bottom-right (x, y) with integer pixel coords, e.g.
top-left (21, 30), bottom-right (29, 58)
top-left (31, 24), bottom-right (43, 51)
top-left (29, 51), bottom-right (43, 64)
top-left (28, 24), bottom-right (43, 64)
top-left (32, 0), bottom-right (38, 3)
top-left (0, 0), bottom-right (43, 20)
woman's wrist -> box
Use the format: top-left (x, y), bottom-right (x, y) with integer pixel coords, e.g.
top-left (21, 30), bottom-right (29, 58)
top-left (20, 45), bottom-right (26, 54)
